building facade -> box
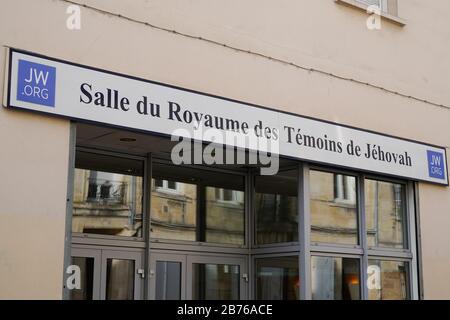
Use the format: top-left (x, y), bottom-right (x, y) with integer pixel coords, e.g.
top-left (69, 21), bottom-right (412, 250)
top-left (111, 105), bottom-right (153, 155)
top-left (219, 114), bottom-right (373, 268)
top-left (0, 0), bottom-right (449, 300)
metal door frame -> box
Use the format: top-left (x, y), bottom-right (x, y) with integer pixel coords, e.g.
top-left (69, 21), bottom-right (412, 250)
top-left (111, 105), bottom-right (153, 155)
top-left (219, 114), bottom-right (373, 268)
top-left (100, 249), bottom-right (144, 300)
top-left (70, 247), bottom-right (101, 300)
top-left (186, 254), bottom-right (248, 300)
top-left (71, 246), bottom-right (144, 300)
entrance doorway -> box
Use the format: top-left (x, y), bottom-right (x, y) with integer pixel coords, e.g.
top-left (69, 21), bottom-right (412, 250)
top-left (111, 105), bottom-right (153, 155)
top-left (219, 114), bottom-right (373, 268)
top-left (70, 246), bottom-right (144, 300)
top-left (149, 252), bottom-right (248, 300)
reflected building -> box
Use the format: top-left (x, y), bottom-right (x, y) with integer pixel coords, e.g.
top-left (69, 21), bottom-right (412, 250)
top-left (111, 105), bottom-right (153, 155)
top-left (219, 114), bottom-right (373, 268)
top-left (310, 171), bottom-right (358, 245)
top-left (309, 170), bottom-right (408, 300)
top-left (70, 152), bottom-right (410, 300)
top-left (365, 180), bottom-right (406, 248)
top-left (150, 163), bottom-right (246, 245)
top-left (72, 168), bottom-right (143, 237)
top-left (255, 169), bottom-right (299, 245)
top-left (150, 179), bottom-right (197, 241)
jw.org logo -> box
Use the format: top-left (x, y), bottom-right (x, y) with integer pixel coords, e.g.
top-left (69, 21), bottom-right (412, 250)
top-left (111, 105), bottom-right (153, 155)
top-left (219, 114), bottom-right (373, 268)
top-left (17, 59), bottom-right (56, 107)
top-left (427, 150), bottom-right (445, 180)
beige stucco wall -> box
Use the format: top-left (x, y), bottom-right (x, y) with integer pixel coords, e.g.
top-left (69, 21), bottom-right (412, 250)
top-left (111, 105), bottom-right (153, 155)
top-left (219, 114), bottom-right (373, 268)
top-left (0, 107), bottom-right (70, 298)
top-left (0, 0), bottom-right (449, 298)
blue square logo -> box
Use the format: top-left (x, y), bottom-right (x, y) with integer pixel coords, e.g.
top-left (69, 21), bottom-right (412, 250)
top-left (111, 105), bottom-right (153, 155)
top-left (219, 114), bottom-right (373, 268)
top-left (427, 150), bottom-right (445, 180)
top-left (16, 59), bottom-right (56, 107)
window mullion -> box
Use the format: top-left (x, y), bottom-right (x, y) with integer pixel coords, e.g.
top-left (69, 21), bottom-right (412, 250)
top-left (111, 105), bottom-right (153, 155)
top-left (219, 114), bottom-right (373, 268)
top-left (299, 163), bottom-right (311, 300)
top-left (407, 181), bottom-right (419, 300)
top-left (359, 175), bottom-right (369, 300)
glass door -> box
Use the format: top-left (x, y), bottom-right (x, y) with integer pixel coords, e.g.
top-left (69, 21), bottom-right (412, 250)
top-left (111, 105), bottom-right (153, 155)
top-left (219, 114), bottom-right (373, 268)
top-left (70, 247), bottom-right (144, 300)
top-left (187, 255), bottom-right (248, 300)
top-left (149, 253), bottom-right (248, 300)
top-left (70, 247), bottom-right (101, 300)
top-left (100, 250), bottom-right (144, 300)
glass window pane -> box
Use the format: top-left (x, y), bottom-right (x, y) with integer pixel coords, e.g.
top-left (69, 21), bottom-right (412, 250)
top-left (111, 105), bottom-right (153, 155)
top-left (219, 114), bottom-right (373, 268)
top-left (205, 174), bottom-right (245, 245)
top-left (70, 257), bottom-right (94, 300)
top-left (255, 169), bottom-right (298, 244)
top-left (151, 183), bottom-right (197, 240)
top-left (105, 258), bottom-right (135, 300)
top-left (367, 260), bottom-right (409, 300)
top-left (311, 256), bottom-right (360, 300)
top-left (156, 261), bottom-right (182, 300)
top-left (310, 170), bottom-right (358, 245)
top-left (151, 163), bottom-right (197, 241)
top-left (151, 162), bottom-right (245, 245)
top-left (365, 179), bottom-right (406, 249)
top-left (72, 151), bottom-right (143, 237)
top-left (255, 256), bottom-right (299, 300)
top-left (192, 263), bottom-right (240, 300)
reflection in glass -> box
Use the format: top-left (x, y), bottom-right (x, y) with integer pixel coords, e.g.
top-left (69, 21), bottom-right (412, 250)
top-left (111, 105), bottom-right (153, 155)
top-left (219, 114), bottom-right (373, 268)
top-left (311, 256), bottom-right (360, 300)
top-left (70, 257), bottom-right (94, 300)
top-left (256, 256), bottom-right (299, 300)
top-left (72, 152), bottom-right (143, 237)
top-left (151, 163), bottom-right (245, 245)
top-left (192, 263), bottom-right (240, 300)
top-left (368, 260), bottom-right (409, 300)
top-left (151, 175), bottom-right (197, 241)
top-left (255, 169), bottom-right (298, 244)
top-left (105, 258), bottom-right (135, 300)
top-left (206, 185), bottom-right (245, 245)
top-left (156, 261), bottom-right (182, 300)
top-left (365, 179), bottom-right (406, 248)
top-left (310, 171), bottom-right (358, 245)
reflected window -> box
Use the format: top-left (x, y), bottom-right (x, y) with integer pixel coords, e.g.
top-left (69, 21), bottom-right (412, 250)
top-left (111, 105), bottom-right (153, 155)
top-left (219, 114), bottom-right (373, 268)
top-left (334, 174), bottom-right (355, 202)
top-left (256, 256), bottom-right (299, 300)
top-left (310, 170), bottom-right (358, 245)
top-left (255, 169), bottom-right (298, 244)
top-left (311, 256), bottom-right (360, 300)
top-left (150, 163), bottom-right (245, 245)
top-left (72, 151), bottom-right (143, 238)
top-left (215, 188), bottom-right (239, 202)
top-left (192, 263), bottom-right (240, 300)
top-left (155, 179), bottom-right (178, 192)
top-left (367, 260), bottom-right (409, 300)
top-left (365, 179), bottom-right (406, 249)
top-left (70, 257), bottom-right (94, 300)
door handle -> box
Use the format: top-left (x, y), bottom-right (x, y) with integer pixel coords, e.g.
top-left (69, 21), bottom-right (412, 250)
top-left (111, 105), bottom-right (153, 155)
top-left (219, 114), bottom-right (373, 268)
top-left (242, 273), bottom-right (249, 282)
top-left (137, 268), bottom-right (145, 279)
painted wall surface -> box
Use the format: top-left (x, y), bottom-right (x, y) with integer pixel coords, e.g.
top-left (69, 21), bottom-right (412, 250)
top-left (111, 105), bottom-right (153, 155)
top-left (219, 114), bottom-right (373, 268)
top-left (0, 0), bottom-right (449, 298)
top-left (0, 109), bottom-right (70, 299)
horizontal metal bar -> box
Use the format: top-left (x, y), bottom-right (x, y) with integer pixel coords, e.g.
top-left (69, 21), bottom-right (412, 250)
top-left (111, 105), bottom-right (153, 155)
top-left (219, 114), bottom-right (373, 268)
top-left (149, 241), bottom-right (250, 255)
top-left (72, 236), bottom-right (146, 248)
top-left (310, 245), bottom-right (364, 255)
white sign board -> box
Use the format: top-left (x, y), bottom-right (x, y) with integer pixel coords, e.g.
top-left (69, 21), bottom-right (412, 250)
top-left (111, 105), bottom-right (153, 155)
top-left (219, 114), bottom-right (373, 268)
top-left (4, 49), bottom-right (448, 185)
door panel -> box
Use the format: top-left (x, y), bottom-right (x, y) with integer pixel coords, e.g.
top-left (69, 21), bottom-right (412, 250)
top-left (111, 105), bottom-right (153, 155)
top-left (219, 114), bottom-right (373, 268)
top-left (70, 247), bottom-right (144, 300)
top-left (70, 247), bottom-right (101, 300)
top-left (187, 255), bottom-right (248, 300)
top-left (101, 250), bottom-right (144, 300)
top-left (149, 253), bottom-right (186, 300)
top-left (150, 253), bottom-right (248, 300)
